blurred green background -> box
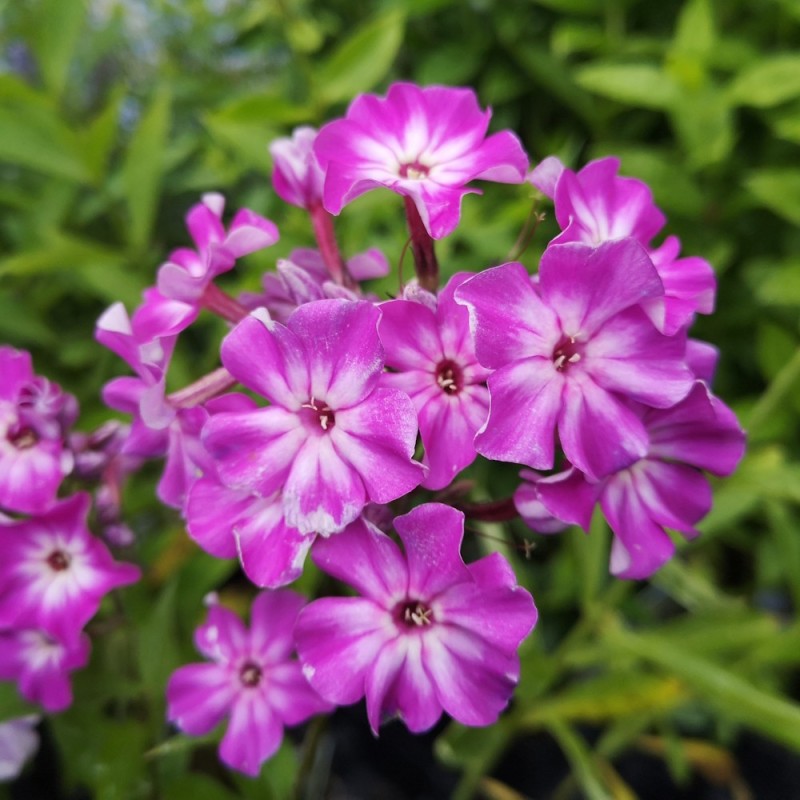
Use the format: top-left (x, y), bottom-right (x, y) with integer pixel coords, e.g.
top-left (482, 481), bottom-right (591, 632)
top-left (1, 0), bottom-right (800, 798)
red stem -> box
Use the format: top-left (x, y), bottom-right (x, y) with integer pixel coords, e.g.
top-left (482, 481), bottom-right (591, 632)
top-left (309, 204), bottom-right (352, 287)
top-left (168, 367), bottom-right (238, 409)
top-left (200, 283), bottom-right (250, 324)
top-left (458, 497), bottom-right (519, 522)
top-left (403, 196), bottom-right (438, 292)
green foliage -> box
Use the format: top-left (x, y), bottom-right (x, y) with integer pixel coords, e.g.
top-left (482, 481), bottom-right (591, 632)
top-left (1, 0), bottom-right (799, 797)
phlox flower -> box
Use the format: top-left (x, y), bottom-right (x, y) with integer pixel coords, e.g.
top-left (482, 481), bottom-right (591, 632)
top-left (530, 156), bottom-right (715, 334)
top-left (455, 240), bottom-right (694, 479)
top-left (203, 299), bottom-right (424, 536)
top-left (97, 287), bottom-right (196, 438)
top-left (315, 82), bottom-right (528, 239)
top-left (269, 127), bottom-right (326, 210)
top-left (516, 382), bottom-right (745, 578)
top-left (0, 493), bottom-right (140, 645)
top-left (0, 347), bottom-right (75, 514)
top-left (166, 591), bottom-right (331, 776)
top-left (157, 192), bottom-right (279, 305)
top-left (295, 504), bottom-right (537, 733)
top-left (378, 274), bottom-right (490, 489)
top-left (0, 628), bottom-right (89, 713)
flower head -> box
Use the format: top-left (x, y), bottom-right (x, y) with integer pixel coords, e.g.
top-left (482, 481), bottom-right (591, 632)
top-left (518, 382), bottom-right (745, 578)
top-left (203, 300), bottom-right (424, 536)
top-left (269, 127), bottom-right (326, 210)
top-left (456, 241), bottom-right (693, 479)
top-left (0, 347), bottom-right (75, 514)
top-left (0, 493), bottom-right (140, 644)
top-left (379, 273), bottom-right (490, 489)
top-left (0, 628), bottom-right (90, 712)
top-left (157, 193), bottom-right (279, 305)
top-left (295, 504), bottom-right (537, 733)
top-left (315, 82), bottom-right (528, 239)
top-left (166, 591), bottom-right (331, 776)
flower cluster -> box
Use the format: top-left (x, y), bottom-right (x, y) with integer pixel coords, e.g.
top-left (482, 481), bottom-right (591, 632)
top-left (0, 348), bottom-right (140, 717)
top-left (86, 82), bottom-right (744, 777)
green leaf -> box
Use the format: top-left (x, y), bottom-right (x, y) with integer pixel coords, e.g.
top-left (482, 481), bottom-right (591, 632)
top-left (671, 0), bottom-right (715, 59)
top-left (122, 88), bottom-right (171, 250)
top-left (745, 169), bottom-right (800, 225)
top-left (315, 10), bottom-right (405, 106)
top-left (669, 84), bottom-right (734, 168)
top-left (574, 63), bottom-right (677, 110)
top-left (165, 775), bottom-right (240, 800)
top-left (547, 719), bottom-right (613, 800)
top-left (509, 45), bottom-right (600, 124)
top-left (138, 580), bottom-right (181, 702)
top-left (728, 55), bottom-right (800, 108)
top-left (607, 624), bottom-right (800, 753)
top-left (29, 0), bottom-right (86, 98)
top-left (79, 89), bottom-right (124, 182)
top-left (0, 105), bottom-right (91, 183)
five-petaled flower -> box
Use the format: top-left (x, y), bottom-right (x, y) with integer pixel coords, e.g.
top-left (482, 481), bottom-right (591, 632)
top-left (315, 82), bottom-right (529, 239)
top-left (295, 504), bottom-right (537, 733)
top-left (166, 591), bottom-right (331, 776)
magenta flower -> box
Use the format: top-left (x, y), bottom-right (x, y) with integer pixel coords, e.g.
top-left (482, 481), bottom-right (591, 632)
top-left (0, 494), bottom-right (140, 644)
top-left (203, 300), bottom-right (424, 536)
top-left (166, 591), bottom-right (331, 776)
top-left (315, 82), bottom-right (528, 239)
top-left (518, 383), bottom-right (745, 578)
top-left (157, 193), bottom-right (279, 305)
top-left (0, 347), bottom-right (75, 514)
top-left (0, 628), bottom-right (89, 712)
top-left (529, 156), bottom-right (666, 247)
top-left (529, 156), bottom-right (715, 335)
top-left (269, 127), bottom-right (326, 210)
top-left (97, 287), bottom-right (196, 437)
top-left (456, 240), bottom-right (694, 479)
top-left (378, 274), bottom-right (490, 489)
top-left (295, 504), bottom-right (537, 733)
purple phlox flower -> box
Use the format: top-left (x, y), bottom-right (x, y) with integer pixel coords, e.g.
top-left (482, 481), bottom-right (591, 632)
top-left (518, 382), bottom-right (745, 579)
top-left (0, 716), bottom-right (40, 781)
top-left (529, 156), bottom-right (715, 334)
top-left (166, 591), bottom-right (331, 776)
top-left (529, 155), bottom-right (666, 247)
top-left (455, 240), bottom-right (694, 479)
top-left (315, 82), bottom-right (529, 239)
top-left (0, 493), bottom-right (140, 645)
top-left (0, 348), bottom-right (75, 515)
top-left (0, 628), bottom-right (89, 713)
top-left (295, 503), bottom-right (537, 733)
top-left (97, 287), bottom-right (196, 437)
top-left (157, 193), bottom-right (279, 304)
top-left (240, 247), bottom-right (389, 323)
top-left (269, 127), bottom-right (326, 210)
top-left (203, 300), bottom-right (425, 536)
top-left (378, 273), bottom-right (491, 490)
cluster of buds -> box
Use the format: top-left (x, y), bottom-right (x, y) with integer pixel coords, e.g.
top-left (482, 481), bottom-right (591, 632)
top-left (1, 81), bottom-right (744, 779)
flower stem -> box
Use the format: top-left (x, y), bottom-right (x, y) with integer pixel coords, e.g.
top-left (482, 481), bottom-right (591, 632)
top-left (404, 196), bottom-right (439, 292)
top-left (309, 203), bottom-right (352, 287)
top-left (200, 282), bottom-right (250, 324)
top-left (167, 367), bottom-right (238, 409)
top-left (459, 497), bottom-right (519, 522)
